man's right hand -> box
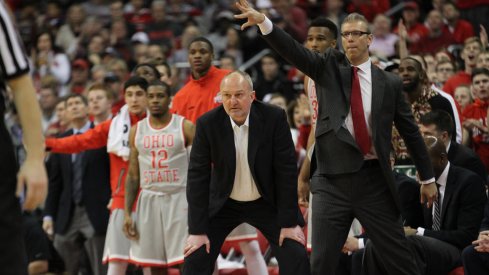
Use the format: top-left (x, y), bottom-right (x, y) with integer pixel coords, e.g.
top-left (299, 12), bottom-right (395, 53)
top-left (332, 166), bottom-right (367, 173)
top-left (42, 219), bottom-right (54, 240)
top-left (234, 0), bottom-right (266, 30)
top-left (420, 182), bottom-right (437, 208)
top-left (184, 234), bottom-right (210, 257)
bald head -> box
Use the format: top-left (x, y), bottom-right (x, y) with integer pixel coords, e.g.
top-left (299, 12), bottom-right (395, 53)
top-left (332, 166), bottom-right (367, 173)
top-left (220, 71), bottom-right (255, 126)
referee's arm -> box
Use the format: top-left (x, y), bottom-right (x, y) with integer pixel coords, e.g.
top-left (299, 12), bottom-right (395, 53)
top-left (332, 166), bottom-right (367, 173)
top-left (0, 2), bottom-right (47, 210)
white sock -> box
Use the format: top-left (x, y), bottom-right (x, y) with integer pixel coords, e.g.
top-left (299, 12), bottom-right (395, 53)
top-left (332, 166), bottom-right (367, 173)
top-left (240, 240), bottom-right (268, 275)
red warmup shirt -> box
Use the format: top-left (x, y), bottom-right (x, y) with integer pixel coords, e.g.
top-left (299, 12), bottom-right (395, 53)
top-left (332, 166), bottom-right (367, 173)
top-left (46, 112), bottom-right (146, 210)
top-left (456, 0), bottom-right (489, 9)
top-left (444, 20), bottom-right (475, 45)
top-left (443, 71), bottom-right (471, 96)
top-left (171, 66), bottom-right (230, 124)
top-left (463, 99), bottom-right (489, 171)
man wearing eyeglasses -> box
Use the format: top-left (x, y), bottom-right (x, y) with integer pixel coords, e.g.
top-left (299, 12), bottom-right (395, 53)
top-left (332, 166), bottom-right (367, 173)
top-left (235, 1), bottom-right (437, 274)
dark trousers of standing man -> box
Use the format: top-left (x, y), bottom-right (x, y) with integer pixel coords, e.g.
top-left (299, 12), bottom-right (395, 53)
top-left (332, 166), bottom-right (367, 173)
top-left (0, 124), bottom-right (27, 275)
top-left (54, 205), bottom-right (106, 275)
top-left (183, 198), bottom-right (310, 275)
top-left (310, 161), bottom-right (420, 275)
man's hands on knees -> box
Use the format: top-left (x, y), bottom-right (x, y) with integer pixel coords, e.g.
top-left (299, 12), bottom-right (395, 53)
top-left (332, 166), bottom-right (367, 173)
top-left (420, 182), bottom-right (437, 208)
top-left (234, 0), bottom-right (265, 30)
top-left (280, 225), bottom-right (305, 246)
top-left (185, 234), bottom-right (210, 257)
top-left (122, 214), bottom-right (139, 240)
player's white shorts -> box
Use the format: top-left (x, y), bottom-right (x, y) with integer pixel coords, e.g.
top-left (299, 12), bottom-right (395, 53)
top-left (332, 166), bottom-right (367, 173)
top-left (102, 208), bottom-right (132, 263)
top-left (129, 188), bottom-right (188, 267)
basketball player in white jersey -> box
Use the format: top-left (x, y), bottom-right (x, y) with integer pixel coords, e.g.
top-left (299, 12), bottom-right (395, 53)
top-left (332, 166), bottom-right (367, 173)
top-left (123, 81), bottom-right (195, 275)
top-left (296, 17), bottom-right (339, 251)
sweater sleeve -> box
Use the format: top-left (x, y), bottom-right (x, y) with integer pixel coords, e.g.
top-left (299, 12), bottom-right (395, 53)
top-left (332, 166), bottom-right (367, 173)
top-left (46, 120), bottom-right (111, 153)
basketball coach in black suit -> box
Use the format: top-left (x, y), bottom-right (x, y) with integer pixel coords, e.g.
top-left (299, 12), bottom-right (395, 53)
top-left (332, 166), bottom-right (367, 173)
top-left (235, 1), bottom-right (437, 274)
top-left (183, 71), bottom-right (310, 275)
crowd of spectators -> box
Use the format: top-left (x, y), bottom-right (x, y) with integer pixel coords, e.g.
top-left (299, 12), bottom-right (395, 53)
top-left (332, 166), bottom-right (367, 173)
top-left (3, 0), bottom-right (489, 274)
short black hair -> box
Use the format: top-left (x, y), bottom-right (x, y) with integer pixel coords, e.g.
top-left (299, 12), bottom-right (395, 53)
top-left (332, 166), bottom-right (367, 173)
top-left (148, 80), bottom-right (171, 97)
top-left (133, 63), bottom-right (161, 79)
top-left (188, 37), bottom-right (214, 54)
top-left (472, 67), bottom-right (489, 81)
top-left (420, 110), bottom-right (454, 137)
top-left (124, 76), bottom-right (148, 92)
top-left (66, 93), bottom-right (88, 106)
top-left (310, 17), bottom-right (338, 39)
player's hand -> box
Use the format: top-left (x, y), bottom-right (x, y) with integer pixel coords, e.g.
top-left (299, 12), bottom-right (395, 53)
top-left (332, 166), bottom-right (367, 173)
top-left (16, 158), bottom-right (48, 211)
top-left (298, 178), bottom-right (310, 207)
top-left (280, 225), bottom-right (305, 246)
top-left (122, 214), bottom-right (139, 240)
top-left (42, 219), bottom-right (54, 240)
top-left (107, 198), bottom-right (113, 210)
top-left (234, 0), bottom-right (266, 31)
top-left (420, 182), bottom-right (437, 208)
top-left (184, 234), bottom-right (210, 257)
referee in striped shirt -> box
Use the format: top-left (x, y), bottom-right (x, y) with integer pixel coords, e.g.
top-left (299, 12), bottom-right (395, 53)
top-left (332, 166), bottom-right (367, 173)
top-left (0, 2), bottom-right (47, 274)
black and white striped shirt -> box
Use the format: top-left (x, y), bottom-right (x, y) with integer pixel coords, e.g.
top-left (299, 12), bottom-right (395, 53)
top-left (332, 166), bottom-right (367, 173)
top-left (0, 1), bottom-right (30, 113)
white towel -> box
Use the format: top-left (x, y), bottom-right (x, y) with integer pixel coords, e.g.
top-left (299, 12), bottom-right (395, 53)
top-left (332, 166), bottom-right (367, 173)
top-left (107, 104), bottom-right (131, 161)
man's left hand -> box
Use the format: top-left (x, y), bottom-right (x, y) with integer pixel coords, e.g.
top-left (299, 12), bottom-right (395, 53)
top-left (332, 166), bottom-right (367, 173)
top-left (280, 225), bottom-right (305, 246)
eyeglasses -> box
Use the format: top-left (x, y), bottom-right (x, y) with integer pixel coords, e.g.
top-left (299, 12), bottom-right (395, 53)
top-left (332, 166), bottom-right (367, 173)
top-left (341, 31), bottom-right (370, 38)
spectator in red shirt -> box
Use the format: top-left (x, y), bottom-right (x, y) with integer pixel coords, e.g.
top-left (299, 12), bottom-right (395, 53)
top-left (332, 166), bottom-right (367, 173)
top-left (411, 9), bottom-right (455, 55)
top-left (394, 1), bottom-right (429, 52)
top-left (270, 0), bottom-right (308, 43)
top-left (443, 37), bottom-right (483, 95)
top-left (463, 68), bottom-right (489, 170)
top-left (346, 0), bottom-right (390, 23)
top-left (442, 1), bottom-right (475, 45)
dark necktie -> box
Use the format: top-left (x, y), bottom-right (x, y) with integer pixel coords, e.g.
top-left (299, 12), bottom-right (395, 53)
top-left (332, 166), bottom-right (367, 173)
top-left (351, 66), bottom-right (371, 155)
top-left (432, 184), bottom-right (441, 231)
top-left (72, 131), bottom-right (83, 205)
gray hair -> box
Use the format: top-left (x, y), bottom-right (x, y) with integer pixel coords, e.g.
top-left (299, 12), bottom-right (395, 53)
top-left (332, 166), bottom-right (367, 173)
top-left (342, 13), bottom-right (371, 33)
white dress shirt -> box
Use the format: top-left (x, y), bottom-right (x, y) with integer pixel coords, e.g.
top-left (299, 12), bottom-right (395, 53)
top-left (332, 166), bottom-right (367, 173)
top-left (229, 115), bottom-right (261, 201)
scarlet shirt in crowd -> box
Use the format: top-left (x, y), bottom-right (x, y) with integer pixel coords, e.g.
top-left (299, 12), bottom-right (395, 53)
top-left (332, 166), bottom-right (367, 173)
top-left (463, 99), bottom-right (489, 171)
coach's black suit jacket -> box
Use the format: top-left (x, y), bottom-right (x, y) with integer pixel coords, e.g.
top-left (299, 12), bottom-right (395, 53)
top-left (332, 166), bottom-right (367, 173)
top-left (448, 142), bottom-right (487, 183)
top-left (187, 101), bottom-right (304, 234)
top-left (262, 26), bottom-right (434, 212)
top-left (421, 165), bottom-right (486, 249)
top-left (45, 124), bottom-right (111, 235)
